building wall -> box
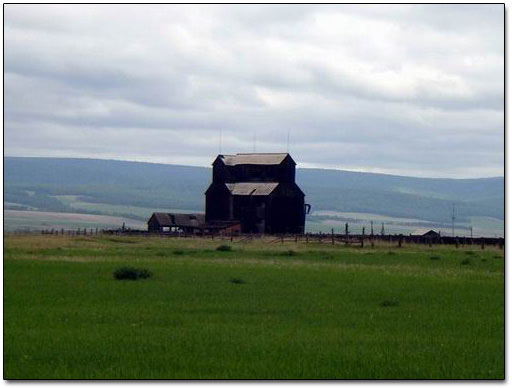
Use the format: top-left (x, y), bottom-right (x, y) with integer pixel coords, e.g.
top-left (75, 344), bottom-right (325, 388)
top-left (266, 185), bottom-right (305, 234)
top-left (148, 216), bottom-right (161, 232)
top-left (205, 184), bottom-right (232, 222)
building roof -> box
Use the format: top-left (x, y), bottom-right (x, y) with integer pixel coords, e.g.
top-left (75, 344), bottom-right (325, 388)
top-left (218, 153), bottom-right (291, 166)
top-left (149, 212), bottom-right (205, 227)
top-left (417, 229), bottom-right (440, 237)
top-left (225, 182), bottom-right (279, 196)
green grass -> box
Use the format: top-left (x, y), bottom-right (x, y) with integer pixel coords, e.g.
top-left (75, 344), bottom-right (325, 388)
top-left (4, 235), bottom-right (504, 379)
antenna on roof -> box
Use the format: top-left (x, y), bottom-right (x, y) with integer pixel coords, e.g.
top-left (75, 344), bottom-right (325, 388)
top-left (286, 129), bottom-right (290, 153)
top-left (218, 128), bottom-right (223, 154)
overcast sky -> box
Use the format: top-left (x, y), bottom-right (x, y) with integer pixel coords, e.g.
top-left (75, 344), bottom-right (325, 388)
top-left (4, 4), bottom-right (504, 178)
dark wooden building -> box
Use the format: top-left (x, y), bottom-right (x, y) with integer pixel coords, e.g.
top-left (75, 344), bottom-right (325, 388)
top-left (422, 230), bottom-right (441, 238)
top-left (148, 213), bottom-right (205, 233)
top-left (205, 153), bottom-right (309, 234)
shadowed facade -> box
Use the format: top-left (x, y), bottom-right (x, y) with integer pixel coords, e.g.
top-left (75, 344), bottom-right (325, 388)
top-left (205, 153), bottom-right (308, 234)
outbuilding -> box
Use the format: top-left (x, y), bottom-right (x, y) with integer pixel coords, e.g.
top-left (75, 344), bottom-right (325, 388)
top-left (147, 212), bottom-right (205, 233)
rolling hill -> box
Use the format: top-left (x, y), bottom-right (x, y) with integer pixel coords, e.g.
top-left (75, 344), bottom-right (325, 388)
top-left (4, 157), bottom-right (504, 234)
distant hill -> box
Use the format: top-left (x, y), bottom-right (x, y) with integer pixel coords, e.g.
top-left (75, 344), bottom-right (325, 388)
top-left (4, 157), bottom-right (504, 224)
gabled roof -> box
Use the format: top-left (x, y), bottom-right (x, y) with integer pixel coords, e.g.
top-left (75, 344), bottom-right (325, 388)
top-left (422, 230), bottom-right (440, 237)
top-left (216, 153), bottom-right (292, 166)
top-left (225, 182), bottom-right (279, 196)
top-left (151, 212), bottom-right (172, 225)
top-left (149, 212), bottom-right (205, 227)
top-left (413, 229), bottom-right (440, 237)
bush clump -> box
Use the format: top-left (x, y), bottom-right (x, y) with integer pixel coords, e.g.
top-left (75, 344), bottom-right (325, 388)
top-left (430, 256), bottom-right (441, 260)
top-left (173, 249), bottom-right (185, 255)
top-left (461, 258), bottom-right (471, 266)
top-left (381, 298), bottom-right (399, 307)
top-left (113, 266), bottom-right (153, 280)
top-left (229, 278), bottom-right (245, 284)
top-left (281, 249), bottom-right (297, 256)
top-left (216, 245), bottom-right (232, 252)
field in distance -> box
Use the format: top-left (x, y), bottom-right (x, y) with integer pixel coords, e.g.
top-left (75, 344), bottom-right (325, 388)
top-left (4, 206), bottom-right (504, 237)
top-left (4, 210), bottom-right (146, 232)
top-left (4, 235), bottom-right (504, 379)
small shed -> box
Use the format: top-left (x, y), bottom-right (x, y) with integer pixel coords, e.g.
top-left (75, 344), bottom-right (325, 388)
top-left (422, 230), bottom-right (440, 238)
top-left (148, 213), bottom-right (205, 233)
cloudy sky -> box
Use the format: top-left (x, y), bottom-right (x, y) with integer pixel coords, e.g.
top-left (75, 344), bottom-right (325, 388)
top-left (4, 4), bottom-right (504, 178)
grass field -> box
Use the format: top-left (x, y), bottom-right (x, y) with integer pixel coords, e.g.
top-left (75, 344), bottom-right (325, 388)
top-left (3, 210), bottom-right (145, 232)
top-left (4, 235), bottom-right (504, 379)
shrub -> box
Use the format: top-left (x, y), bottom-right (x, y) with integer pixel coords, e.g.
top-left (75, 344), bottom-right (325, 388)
top-left (113, 266), bottom-right (153, 280)
top-left (281, 249), bottom-right (297, 256)
top-left (229, 278), bottom-right (245, 284)
top-left (430, 256), bottom-right (441, 260)
top-left (465, 251), bottom-right (476, 256)
top-left (216, 245), bottom-right (232, 252)
top-left (173, 249), bottom-right (185, 255)
top-left (461, 258), bottom-right (471, 266)
top-left (387, 251), bottom-right (396, 256)
top-left (381, 298), bottom-right (399, 307)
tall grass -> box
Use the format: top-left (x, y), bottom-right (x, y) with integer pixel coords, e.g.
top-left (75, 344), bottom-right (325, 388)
top-left (3, 235), bottom-right (504, 379)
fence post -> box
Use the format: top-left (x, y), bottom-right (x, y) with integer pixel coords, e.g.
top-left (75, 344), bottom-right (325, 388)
top-left (331, 229), bottom-right (334, 245)
top-left (481, 239), bottom-right (485, 250)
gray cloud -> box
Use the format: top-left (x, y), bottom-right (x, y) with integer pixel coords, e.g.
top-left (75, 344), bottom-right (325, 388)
top-left (4, 4), bottom-right (504, 178)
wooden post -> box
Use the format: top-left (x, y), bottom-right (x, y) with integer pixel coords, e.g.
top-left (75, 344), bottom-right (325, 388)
top-left (306, 234), bottom-right (309, 243)
top-left (398, 234), bottom-right (403, 248)
top-left (331, 228), bottom-right (334, 245)
top-left (481, 239), bottom-right (485, 250)
top-left (455, 238), bottom-right (459, 248)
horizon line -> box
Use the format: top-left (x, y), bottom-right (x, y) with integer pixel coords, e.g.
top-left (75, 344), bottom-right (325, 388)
top-left (4, 154), bottom-right (504, 181)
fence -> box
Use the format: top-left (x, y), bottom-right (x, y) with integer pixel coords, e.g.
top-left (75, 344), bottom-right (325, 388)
top-left (6, 228), bottom-right (504, 249)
